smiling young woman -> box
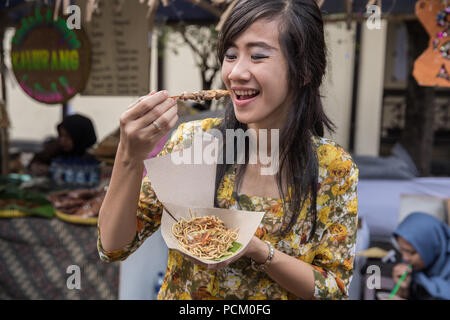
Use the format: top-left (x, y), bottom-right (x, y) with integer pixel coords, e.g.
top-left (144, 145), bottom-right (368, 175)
top-left (98, 0), bottom-right (359, 301)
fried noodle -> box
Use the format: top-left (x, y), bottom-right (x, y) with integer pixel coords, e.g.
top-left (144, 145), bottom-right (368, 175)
top-left (171, 210), bottom-right (239, 260)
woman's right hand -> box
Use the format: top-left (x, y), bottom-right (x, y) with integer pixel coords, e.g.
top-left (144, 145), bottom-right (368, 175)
top-left (118, 90), bottom-right (178, 163)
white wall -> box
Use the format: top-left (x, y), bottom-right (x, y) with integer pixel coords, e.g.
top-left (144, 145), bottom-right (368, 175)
top-left (163, 32), bottom-right (203, 95)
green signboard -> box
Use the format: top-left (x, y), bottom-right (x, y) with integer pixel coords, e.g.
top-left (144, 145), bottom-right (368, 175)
top-left (10, 7), bottom-right (91, 104)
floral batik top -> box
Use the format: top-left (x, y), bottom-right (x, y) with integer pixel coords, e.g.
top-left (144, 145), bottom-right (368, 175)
top-left (97, 118), bottom-right (359, 300)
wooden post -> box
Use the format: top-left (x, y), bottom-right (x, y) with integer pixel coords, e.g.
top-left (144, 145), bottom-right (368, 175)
top-left (400, 20), bottom-right (436, 176)
top-left (354, 19), bottom-right (388, 156)
top-left (148, 0), bottom-right (162, 91)
top-left (62, 103), bottom-right (69, 119)
top-left (0, 26), bottom-right (10, 175)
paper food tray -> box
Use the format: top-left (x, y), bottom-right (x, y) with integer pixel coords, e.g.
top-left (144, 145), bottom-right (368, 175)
top-left (144, 130), bottom-right (266, 265)
top-left (160, 201), bottom-right (265, 265)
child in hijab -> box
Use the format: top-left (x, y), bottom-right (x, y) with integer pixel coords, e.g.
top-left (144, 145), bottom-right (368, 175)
top-left (29, 114), bottom-right (97, 176)
top-left (392, 212), bottom-right (450, 300)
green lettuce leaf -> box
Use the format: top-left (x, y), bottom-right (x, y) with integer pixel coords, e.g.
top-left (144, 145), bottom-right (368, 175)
top-left (212, 241), bottom-right (243, 261)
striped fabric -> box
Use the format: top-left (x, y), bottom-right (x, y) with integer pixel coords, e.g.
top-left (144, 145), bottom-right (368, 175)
top-left (0, 217), bottom-right (118, 299)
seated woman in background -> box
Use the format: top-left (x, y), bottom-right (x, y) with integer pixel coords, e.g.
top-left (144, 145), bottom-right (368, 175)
top-left (392, 212), bottom-right (450, 300)
top-left (28, 114), bottom-right (97, 176)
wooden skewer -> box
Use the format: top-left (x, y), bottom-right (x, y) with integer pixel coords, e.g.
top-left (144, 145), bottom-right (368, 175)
top-left (163, 204), bottom-right (178, 222)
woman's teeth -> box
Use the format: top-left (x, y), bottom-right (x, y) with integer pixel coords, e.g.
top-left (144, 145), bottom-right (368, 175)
top-left (234, 90), bottom-right (260, 100)
top-left (234, 90), bottom-right (258, 96)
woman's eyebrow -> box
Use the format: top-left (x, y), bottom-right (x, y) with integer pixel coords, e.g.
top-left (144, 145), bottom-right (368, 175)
top-left (229, 41), bottom-right (277, 51)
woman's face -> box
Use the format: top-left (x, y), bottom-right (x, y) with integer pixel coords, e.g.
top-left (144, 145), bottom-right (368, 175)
top-left (397, 236), bottom-right (427, 271)
top-left (221, 18), bottom-right (290, 130)
top-left (58, 127), bottom-right (73, 153)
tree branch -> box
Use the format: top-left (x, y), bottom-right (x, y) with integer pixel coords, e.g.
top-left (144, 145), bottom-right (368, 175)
top-left (179, 27), bottom-right (204, 60)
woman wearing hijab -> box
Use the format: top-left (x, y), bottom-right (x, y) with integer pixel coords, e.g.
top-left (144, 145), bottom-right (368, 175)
top-left (29, 114), bottom-right (97, 176)
top-left (392, 212), bottom-right (450, 300)
top-left (56, 114), bottom-right (97, 157)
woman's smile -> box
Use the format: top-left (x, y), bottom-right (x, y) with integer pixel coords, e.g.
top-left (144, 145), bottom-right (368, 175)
top-left (232, 87), bottom-right (261, 107)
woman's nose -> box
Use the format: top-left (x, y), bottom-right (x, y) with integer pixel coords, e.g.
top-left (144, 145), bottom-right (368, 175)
top-left (228, 59), bottom-right (251, 82)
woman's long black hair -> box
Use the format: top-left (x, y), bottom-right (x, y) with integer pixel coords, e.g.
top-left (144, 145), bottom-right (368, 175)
top-left (214, 0), bottom-right (335, 240)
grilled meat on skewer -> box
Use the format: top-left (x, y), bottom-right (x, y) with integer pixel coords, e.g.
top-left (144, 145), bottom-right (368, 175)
top-left (170, 90), bottom-right (230, 102)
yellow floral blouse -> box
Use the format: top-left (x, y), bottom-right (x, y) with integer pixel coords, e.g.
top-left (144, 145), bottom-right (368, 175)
top-left (97, 118), bottom-right (359, 300)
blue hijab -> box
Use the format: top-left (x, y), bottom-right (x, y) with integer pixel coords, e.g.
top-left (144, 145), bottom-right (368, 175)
top-left (393, 212), bottom-right (450, 300)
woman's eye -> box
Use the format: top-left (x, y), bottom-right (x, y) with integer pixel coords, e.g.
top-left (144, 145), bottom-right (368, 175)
top-left (252, 55), bottom-right (268, 60)
top-left (224, 54), bottom-right (268, 61)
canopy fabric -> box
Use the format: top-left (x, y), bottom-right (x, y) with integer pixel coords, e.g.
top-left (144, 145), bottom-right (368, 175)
top-left (1, 0), bottom-right (417, 23)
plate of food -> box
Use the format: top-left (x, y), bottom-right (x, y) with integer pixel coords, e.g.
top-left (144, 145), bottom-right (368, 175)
top-left (47, 189), bottom-right (105, 225)
top-left (160, 202), bottom-right (265, 265)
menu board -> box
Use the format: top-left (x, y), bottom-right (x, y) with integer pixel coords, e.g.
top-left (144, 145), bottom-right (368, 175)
top-left (76, 0), bottom-right (151, 96)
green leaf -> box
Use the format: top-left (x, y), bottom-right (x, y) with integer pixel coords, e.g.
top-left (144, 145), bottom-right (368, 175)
top-left (229, 241), bottom-right (243, 253)
top-left (211, 242), bottom-right (242, 261)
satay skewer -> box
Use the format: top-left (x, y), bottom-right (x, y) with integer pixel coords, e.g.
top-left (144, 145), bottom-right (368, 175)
top-left (169, 89), bottom-right (230, 102)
